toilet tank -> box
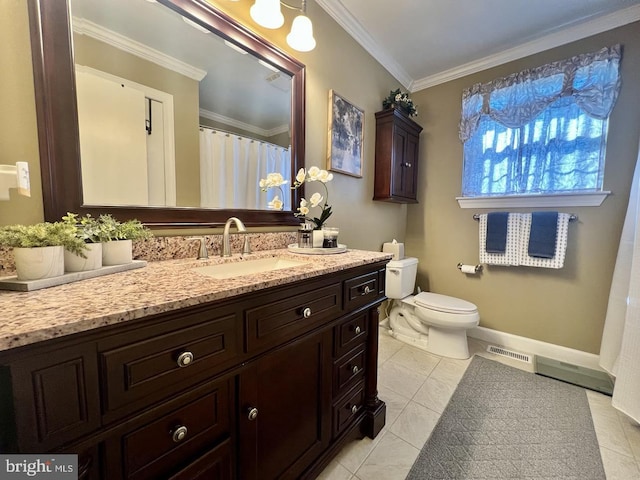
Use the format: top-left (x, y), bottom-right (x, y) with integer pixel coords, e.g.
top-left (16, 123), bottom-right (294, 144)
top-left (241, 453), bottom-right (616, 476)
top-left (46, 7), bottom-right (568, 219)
top-left (385, 257), bottom-right (418, 299)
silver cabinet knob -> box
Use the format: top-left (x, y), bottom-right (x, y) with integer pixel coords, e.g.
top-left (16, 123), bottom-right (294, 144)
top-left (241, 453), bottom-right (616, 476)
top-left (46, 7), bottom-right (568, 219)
top-left (302, 307), bottom-right (312, 318)
top-left (351, 365), bottom-right (359, 374)
top-left (361, 285), bottom-right (372, 295)
top-left (354, 326), bottom-right (361, 334)
top-left (247, 407), bottom-right (259, 421)
top-left (172, 425), bottom-right (188, 443)
top-left (351, 405), bottom-right (358, 414)
top-left (176, 351), bottom-right (194, 368)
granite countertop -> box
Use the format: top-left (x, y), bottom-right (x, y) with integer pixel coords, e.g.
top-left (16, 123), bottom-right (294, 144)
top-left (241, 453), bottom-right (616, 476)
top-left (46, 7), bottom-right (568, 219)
top-left (0, 248), bottom-right (391, 352)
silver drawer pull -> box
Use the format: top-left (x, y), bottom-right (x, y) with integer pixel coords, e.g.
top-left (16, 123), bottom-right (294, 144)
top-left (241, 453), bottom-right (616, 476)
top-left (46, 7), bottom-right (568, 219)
top-left (247, 407), bottom-right (259, 421)
top-left (302, 307), bottom-right (312, 318)
top-left (361, 285), bottom-right (372, 295)
top-left (351, 365), bottom-right (359, 374)
top-left (354, 326), bottom-right (361, 334)
top-left (351, 405), bottom-right (358, 414)
top-left (176, 351), bottom-right (194, 368)
top-left (172, 425), bottom-right (188, 443)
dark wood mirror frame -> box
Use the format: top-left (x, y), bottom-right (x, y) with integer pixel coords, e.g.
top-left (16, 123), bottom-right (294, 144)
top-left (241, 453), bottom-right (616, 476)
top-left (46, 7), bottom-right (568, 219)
top-left (27, 0), bottom-right (304, 228)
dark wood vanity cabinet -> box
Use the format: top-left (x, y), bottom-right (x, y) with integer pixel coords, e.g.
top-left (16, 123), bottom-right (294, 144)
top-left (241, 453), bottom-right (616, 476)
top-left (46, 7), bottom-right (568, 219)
top-left (0, 261), bottom-right (388, 480)
top-left (374, 108), bottom-right (423, 203)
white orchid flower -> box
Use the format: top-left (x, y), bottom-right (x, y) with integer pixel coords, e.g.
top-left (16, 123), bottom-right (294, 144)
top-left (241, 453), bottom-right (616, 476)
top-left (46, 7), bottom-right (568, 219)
top-left (259, 178), bottom-right (267, 189)
top-left (317, 170), bottom-right (333, 183)
top-left (395, 93), bottom-right (402, 102)
top-left (296, 168), bottom-right (306, 184)
top-left (309, 192), bottom-right (323, 208)
top-left (268, 195), bottom-right (283, 210)
top-left (307, 166), bottom-right (321, 181)
top-left (266, 172), bottom-right (287, 187)
top-left (298, 198), bottom-right (310, 215)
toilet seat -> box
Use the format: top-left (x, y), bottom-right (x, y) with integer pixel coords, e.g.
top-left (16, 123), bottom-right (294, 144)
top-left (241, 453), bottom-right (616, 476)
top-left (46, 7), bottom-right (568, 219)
top-left (414, 292), bottom-right (478, 314)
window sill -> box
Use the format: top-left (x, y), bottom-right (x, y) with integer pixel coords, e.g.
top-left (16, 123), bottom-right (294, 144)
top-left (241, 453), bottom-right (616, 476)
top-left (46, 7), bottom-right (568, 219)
top-left (456, 192), bottom-right (610, 208)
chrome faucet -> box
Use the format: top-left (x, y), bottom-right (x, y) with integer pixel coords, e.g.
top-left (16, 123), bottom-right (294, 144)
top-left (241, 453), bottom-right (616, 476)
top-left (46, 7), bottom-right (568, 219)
top-left (221, 217), bottom-right (251, 257)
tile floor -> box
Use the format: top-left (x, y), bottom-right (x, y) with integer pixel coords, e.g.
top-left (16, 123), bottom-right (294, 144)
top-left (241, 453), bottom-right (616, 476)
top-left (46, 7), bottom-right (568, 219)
top-left (317, 327), bottom-right (640, 480)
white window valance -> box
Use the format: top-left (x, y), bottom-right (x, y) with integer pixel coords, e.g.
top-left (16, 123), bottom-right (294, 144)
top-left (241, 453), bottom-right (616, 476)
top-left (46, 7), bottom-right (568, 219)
top-left (459, 45), bottom-right (622, 143)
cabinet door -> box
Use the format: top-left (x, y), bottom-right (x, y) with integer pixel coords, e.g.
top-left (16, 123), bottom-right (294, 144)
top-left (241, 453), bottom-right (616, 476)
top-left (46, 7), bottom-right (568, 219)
top-left (392, 126), bottom-right (420, 200)
top-left (402, 130), bottom-right (420, 199)
top-left (239, 330), bottom-right (332, 480)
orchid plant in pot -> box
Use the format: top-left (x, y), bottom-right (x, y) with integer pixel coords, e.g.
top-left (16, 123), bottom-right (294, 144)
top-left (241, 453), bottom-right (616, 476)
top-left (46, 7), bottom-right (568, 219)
top-left (260, 166), bottom-right (334, 247)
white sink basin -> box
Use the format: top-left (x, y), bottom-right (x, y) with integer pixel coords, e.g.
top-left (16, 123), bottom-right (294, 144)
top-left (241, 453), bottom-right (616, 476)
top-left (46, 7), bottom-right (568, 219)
top-left (193, 257), bottom-right (308, 279)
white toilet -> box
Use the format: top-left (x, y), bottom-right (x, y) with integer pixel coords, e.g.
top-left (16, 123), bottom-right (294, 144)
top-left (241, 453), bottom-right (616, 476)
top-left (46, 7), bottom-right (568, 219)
top-left (385, 257), bottom-right (480, 359)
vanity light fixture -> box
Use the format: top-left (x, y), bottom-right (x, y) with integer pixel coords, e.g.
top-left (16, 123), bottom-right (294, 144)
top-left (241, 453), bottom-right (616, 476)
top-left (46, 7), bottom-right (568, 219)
top-left (248, 0), bottom-right (316, 52)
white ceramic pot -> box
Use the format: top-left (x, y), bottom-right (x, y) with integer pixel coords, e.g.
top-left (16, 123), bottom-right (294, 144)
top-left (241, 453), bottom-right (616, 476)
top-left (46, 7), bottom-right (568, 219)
top-left (13, 245), bottom-right (65, 281)
top-left (102, 239), bottom-right (133, 266)
top-left (312, 230), bottom-right (324, 248)
top-left (64, 243), bottom-right (103, 272)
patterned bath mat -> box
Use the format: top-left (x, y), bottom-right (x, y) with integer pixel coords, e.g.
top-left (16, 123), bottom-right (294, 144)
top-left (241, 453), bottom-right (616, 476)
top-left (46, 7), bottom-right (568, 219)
top-left (406, 355), bottom-right (605, 479)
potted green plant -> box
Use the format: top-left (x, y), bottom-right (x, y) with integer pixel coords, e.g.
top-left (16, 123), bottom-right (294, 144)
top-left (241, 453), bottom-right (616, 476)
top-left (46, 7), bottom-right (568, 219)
top-left (0, 222), bottom-right (87, 280)
top-left (61, 212), bottom-right (107, 272)
top-left (97, 214), bottom-right (152, 266)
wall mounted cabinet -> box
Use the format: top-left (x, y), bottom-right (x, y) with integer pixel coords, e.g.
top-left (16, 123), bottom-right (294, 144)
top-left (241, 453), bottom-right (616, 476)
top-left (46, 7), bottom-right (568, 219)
top-left (0, 261), bottom-right (388, 479)
top-left (374, 108), bottom-right (423, 203)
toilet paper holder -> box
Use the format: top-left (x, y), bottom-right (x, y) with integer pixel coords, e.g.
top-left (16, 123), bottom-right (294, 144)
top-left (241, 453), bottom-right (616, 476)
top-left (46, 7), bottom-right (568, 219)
top-left (457, 263), bottom-right (483, 273)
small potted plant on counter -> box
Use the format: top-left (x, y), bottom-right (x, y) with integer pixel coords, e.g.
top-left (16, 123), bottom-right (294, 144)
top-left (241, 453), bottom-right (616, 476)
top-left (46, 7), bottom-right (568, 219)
top-left (98, 214), bottom-right (152, 266)
top-left (61, 212), bottom-right (107, 272)
top-left (0, 222), bottom-right (87, 280)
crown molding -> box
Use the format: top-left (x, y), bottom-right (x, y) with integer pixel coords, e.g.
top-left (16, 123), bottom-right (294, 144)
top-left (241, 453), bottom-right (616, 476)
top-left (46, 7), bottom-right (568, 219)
top-left (411, 4), bottom-right (640, 91)
top-left (315, 0), bottom-right (413, 88)
top-left (72, 17), bottom-right (207, 81)
top-left (199, 109), bottom-right (288, 138)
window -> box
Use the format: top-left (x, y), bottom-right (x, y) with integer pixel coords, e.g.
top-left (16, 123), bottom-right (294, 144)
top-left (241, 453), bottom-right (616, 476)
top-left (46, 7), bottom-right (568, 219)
top-left (459, 45), bottom-right (622, 205)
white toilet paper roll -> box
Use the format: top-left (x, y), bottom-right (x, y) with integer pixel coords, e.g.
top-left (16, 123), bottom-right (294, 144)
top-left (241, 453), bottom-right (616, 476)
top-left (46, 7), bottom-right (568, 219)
top-left (460, 264), bottom-right (478, 274)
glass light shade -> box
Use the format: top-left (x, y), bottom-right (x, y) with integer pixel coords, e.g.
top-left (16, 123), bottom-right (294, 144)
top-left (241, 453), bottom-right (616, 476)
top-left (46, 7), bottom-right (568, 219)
top-left (250, 0), bottom-right (284, 29)
top-left (286, 15), bottom-right (316, 52)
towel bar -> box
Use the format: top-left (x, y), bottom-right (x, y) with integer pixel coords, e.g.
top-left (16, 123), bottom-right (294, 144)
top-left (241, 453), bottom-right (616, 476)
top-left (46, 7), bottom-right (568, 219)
top-left (473, 213), bottom-right (577, 222)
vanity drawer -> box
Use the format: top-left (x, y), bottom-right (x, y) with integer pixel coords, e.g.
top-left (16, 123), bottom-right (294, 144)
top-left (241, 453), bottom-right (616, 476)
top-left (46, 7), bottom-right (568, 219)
top-left (101, 312), bottom-right (240, 413)
top-left (107, 380), bottom-right (231, 480)
top-left (344, 271), bottom-right (380, 311)
top-left (333, 382), bottom-right (365, 438)
top-left (245, 283), bottom-right (342, 353)
top-left (334, 312), bottom-right (368, 357)
top-left (333, 346), bottom-right (366, 397)
top-left (168, 437), bottom-right (233, 480)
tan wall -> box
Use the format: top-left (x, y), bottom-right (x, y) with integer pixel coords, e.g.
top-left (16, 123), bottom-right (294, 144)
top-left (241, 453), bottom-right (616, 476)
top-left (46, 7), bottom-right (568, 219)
top-left (74, 35), bottom-right (201, 207)
top-left (0, 0), bottom-right (42, 225)
top-left (0, 0), bottom-right (405, 251)
top-left (406, 22), bottom-right (640, 354)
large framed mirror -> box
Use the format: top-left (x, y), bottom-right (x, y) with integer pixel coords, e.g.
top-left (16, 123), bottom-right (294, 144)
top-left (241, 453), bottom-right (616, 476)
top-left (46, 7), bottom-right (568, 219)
top-left (28, 0), bottom-right (305, 227)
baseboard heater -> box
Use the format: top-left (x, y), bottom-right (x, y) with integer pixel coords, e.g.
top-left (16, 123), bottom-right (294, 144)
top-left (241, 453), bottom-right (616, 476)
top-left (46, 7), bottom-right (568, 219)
top-left (535, 356), bottom-right (614, 396)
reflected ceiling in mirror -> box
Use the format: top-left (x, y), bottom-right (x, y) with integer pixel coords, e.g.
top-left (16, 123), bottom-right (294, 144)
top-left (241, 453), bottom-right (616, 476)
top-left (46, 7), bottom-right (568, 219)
top-left (28, 0), bottom-right (305, 227)
top-left (70, 0), bottom-right (292, 211)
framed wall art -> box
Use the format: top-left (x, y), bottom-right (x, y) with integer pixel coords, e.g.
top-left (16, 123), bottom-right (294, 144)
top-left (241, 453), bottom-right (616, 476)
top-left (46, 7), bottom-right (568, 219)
top-left (327, 90), bottom-right (364, 177)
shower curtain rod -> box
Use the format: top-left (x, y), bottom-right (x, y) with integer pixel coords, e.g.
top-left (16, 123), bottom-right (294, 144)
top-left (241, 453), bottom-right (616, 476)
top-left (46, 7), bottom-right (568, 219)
top-left (198, 125), bottom-right (289, 151)
top-left (472, 213), bottom-right (578, 221)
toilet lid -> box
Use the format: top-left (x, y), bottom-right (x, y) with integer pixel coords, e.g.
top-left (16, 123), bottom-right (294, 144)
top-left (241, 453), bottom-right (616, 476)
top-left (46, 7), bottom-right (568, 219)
top-left (414, 292), bottom-right (478, 314)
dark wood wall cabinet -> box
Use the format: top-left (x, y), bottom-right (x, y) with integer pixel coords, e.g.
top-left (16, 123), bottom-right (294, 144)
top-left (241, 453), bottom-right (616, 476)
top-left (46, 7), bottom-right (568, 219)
top-left (0, 261), bottom-right (388, 480)
top-left (373, 108), bottom-right (424, 203)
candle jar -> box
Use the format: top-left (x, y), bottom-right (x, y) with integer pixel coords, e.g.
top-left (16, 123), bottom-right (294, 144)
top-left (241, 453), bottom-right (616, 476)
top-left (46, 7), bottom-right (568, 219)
top-left (297, 223), bottom-right (314, 248)
top-left (322, 227), bottom-right (339, 248)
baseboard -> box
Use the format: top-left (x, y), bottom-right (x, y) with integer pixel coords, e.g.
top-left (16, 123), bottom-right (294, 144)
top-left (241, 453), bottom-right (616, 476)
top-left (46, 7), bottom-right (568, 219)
top-left (468, 326), bottom-right (602, 371)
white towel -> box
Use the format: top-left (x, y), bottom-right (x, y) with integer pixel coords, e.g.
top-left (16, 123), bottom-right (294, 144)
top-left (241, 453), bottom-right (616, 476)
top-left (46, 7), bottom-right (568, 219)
top-left (520, 213), bottom-right (570, 268)
top-left (479, 213), bottom-right (522, 266)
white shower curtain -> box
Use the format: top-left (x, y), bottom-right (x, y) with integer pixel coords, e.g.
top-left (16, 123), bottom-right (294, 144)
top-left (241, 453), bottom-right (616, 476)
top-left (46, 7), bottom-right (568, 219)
top-left (600, 139), bottom-right (640, 423)
top-left (199, 128), bottom-right (291, 210)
